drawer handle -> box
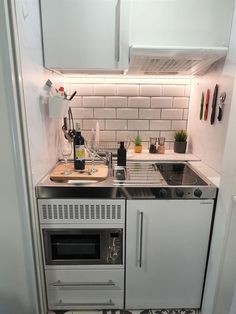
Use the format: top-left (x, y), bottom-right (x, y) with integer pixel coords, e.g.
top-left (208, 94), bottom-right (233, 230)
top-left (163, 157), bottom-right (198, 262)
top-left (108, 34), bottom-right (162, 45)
top-left (51, 280), bottom-right (116, 287)
top-left (55, 299), bottom-right (115, 307)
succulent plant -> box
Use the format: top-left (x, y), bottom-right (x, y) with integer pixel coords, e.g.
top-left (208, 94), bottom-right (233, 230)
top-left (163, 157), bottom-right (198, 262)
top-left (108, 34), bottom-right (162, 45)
top-left (134, 134), bottom-right (142, 146)
top-left (174, 129), bottom-right (187, 142)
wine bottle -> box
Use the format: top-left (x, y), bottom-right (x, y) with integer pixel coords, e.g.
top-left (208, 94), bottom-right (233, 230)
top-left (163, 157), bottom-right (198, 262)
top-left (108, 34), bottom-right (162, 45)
top-left (73, 122), bottom-right (85, 170)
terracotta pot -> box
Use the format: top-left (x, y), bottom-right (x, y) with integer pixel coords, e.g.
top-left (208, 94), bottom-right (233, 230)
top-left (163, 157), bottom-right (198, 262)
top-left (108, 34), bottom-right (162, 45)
top-left (174, 141), bottom-right (187, 153)
top-left (134, 145), bottom-right (142, 153)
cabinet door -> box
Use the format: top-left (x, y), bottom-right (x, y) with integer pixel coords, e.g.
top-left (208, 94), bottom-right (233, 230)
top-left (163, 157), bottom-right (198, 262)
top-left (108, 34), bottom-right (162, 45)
top-left (129, 0), bottom-right (234, 47)
top-left (40, 0), bottom-right (129, 70)
top-left (126, 199), bottom-right (214, 309)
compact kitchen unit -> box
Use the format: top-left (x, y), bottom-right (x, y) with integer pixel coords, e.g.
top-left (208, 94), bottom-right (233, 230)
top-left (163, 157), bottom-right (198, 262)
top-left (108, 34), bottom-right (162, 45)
top-left (37, 161), bottom-right (217, 312)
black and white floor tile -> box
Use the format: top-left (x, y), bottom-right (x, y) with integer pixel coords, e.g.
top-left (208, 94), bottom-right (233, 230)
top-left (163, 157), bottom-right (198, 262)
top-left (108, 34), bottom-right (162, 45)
top-left (57, 309), bottom-right (200, 314)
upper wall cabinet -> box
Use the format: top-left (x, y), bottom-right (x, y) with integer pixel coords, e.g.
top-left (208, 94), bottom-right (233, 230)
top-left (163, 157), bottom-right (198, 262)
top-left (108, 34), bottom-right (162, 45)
top-left (129, 0), bottom-right (234, 48)
top-left (40, 0), bottom-right (130, 72)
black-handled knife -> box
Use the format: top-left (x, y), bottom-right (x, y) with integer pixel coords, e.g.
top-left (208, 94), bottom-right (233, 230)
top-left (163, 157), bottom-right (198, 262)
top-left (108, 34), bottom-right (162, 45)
top-left (210, 84), bottom-right (219, 125)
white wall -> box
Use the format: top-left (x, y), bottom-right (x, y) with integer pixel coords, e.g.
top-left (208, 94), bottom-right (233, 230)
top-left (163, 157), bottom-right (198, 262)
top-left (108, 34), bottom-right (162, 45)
top-left (15, 0), bottom-right (63, 185)
top-left (187, 65), bottom-right (234, 173)
top-left (0, 1), bottom-right (39, 313)
top-left (201, 1), bottom-right (236, 313)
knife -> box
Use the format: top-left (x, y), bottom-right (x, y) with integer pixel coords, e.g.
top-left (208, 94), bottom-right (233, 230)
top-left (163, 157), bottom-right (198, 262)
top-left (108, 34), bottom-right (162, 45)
top-left (204, 89), bottom-right (210, 121)
top-left (210, 84), bottom-right (219, 125)
top-left (200, 92), bottom-right (204, 120)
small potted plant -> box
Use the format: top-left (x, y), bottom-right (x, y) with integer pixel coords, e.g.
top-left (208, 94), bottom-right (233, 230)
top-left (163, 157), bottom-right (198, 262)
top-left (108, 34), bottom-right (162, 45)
top-left (134, 135), bottom-right (142, 153)
top-left (174, 130), bottom-right (187, 153)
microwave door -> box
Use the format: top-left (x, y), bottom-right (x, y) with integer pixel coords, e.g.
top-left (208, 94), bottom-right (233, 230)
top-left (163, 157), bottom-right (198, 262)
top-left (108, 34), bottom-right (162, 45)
top-left (44, 229), bottom-right (106, 265)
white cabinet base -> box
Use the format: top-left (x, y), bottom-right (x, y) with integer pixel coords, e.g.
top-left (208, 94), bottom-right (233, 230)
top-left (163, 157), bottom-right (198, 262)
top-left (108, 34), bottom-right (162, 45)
top-left (126, 200), bottom-right (214, 309)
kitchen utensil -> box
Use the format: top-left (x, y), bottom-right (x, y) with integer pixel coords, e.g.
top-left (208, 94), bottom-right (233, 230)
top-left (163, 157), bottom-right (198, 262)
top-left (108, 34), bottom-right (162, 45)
top-left (204, 89), bottom-right (210, 121)
top-left (217, 92), bottom-right (226, 121)
top-left (149, 137), bottom-right (157, 153)
top-left (200, 92), bottom-right (204, 120)
top-left (69, 91), bottom-right (77, 101)
top-left (210, 84), bottom-right (219, 125)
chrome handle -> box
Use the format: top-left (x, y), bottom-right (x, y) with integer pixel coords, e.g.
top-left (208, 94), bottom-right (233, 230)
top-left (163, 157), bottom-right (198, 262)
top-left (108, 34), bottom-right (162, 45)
top-left (138, 210), bottom-right (144, 268)
top-left (115, 0), bottom-right (120, 63)
top-left (55, 299), bottom-right (115, 307)
top-left (51, 280), bottom-right (116, 287)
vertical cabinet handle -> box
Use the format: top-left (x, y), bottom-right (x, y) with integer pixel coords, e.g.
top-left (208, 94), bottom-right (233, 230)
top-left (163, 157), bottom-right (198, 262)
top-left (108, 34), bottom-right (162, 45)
top-left (115, 0), bottom-right (120, 63)
top-left (137, 211), bottom-right (144, 268)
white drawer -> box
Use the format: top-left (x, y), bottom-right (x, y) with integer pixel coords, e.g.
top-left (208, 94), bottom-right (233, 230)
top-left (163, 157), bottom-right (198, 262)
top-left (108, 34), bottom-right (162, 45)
top-left (46, 269), bottom-right (124, 291)
top-left (47, 290), bottom-right (124, 310)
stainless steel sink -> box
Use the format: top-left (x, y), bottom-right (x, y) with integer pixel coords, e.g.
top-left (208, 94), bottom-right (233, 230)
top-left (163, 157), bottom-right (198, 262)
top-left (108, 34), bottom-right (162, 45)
top-left (113, 163), bottom-right (166, 186)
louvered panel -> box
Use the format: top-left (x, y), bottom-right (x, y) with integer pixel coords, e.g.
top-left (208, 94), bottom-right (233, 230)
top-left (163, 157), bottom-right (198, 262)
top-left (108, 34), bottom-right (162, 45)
top-left (38, 199), bottom-right (125, 224)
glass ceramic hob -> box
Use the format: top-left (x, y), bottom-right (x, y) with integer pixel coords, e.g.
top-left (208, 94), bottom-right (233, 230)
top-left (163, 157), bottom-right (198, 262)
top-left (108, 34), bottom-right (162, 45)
top-left (155, 162), bottom-right (208, 186)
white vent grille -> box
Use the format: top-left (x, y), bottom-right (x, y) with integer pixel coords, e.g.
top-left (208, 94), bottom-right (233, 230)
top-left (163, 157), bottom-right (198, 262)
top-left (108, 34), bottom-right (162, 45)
top-left (128, 46), bottom-right (227, 75)
top-left (38, 199), bottom-right (125, 224)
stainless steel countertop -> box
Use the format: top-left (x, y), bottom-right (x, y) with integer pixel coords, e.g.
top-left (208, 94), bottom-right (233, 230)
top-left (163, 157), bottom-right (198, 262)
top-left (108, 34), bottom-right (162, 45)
top-left (36, 161), bottom-right (217, 200)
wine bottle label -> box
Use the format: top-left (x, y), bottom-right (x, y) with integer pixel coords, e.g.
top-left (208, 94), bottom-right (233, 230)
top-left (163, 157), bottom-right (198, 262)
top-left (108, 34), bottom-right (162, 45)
top-left (75, 145), bottom-right (85, 160)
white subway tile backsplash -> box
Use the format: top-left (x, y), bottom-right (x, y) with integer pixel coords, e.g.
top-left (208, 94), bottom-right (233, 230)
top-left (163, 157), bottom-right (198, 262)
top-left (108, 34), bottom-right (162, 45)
top-left (139, 109), bottom-right (161, 119)
top-left (83, 96), bottom-right (104, 107)
top-left (173, 97), bottom-right (189, 108)
top-left (163, 85), bottom-right (185, 97)
top-left (117, 84), bottom-right (139, 96)
top-left (128, 97), bottom-right (150, 108)
top-left (151, 97), bottom-right (173, 108)
top-left (140, 85), bottom-right (162, 96)
top-left (105, 97), bottom-right (127, 107)
top-left (161, 109), bottom-right (183, 120)
top-left (99, 131), bottom-right (116, 141)
top-left (72, 108), bottom-right (93, 119)
top-left (70, 96), bottom-right (82, 107)
top-left (105, 120), bottom-right (127, 130)
top-left (139, 131), bottom-right (161, 141)
top-left (94, 84), bottom-right (116, 95)
top-left (94, 108), bottom-right (116, 119)
top-left (65, 78), bottom-right (190, 146)
top-left (172, 120), bottom-right (187, 130)
top-left (150, 120), bottom-right (172, 130)
top-left (183, 109), bottom-right (189, 119)
top-left (128, 120), bottom-right (149, 130)
top-left (116, 131), bottom-right (137, 141)
top-left (72, 84), bottom-right (93, 96)
top-left (117, 108), bottom-right (138, 119)
top-left (160, 131), bottom-right (176, 141)
top-left (83, 119), bottom-right (105, 130)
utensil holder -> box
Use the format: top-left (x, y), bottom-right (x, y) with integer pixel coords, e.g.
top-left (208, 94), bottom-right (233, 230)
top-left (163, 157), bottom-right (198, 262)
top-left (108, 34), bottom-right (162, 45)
top-left (49, 96), bottom-right (68, 118)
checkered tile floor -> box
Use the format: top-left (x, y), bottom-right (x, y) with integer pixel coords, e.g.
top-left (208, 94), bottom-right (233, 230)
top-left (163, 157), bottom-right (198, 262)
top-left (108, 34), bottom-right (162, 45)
top-left (57, 309), bottom-right (200, 314)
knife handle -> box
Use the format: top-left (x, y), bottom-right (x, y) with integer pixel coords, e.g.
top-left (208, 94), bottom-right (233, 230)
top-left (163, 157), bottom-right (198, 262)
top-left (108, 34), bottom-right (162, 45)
top-left (210, 84), bottom-right (219, 125)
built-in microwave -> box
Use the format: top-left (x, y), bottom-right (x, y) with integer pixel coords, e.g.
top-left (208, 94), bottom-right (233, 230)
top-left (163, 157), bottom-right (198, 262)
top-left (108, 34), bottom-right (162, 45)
top-left (43, 228), bottom-right (123, 266)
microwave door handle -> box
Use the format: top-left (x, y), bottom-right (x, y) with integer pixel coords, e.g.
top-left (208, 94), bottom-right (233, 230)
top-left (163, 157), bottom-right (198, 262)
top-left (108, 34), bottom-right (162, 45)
top-left (55, 299), bottom-right (115, 307)
top-left (137, 210), bottom-right (144, 268)
top-left (51, 280), bottom-right (116, 287)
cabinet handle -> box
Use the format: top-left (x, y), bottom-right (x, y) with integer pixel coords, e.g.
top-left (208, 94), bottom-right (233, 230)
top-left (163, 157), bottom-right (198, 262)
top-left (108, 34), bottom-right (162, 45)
top-left (55, 299), bottom-right (115, 307)
top-left (51, 280), bottom-right (116, 287)
top-left (138, 211), bottom-right (144, 268)
top-left (115, 0), bottom-right (120, 62)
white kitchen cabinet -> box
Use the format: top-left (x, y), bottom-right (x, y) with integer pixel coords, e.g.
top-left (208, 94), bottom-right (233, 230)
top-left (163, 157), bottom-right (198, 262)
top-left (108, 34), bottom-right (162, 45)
top-left (126, 199), bottom-right (214, 309)
top-left (129, 0), bottom-right (234, 48)
top-left (40, 0), bottom-right (129, 71)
